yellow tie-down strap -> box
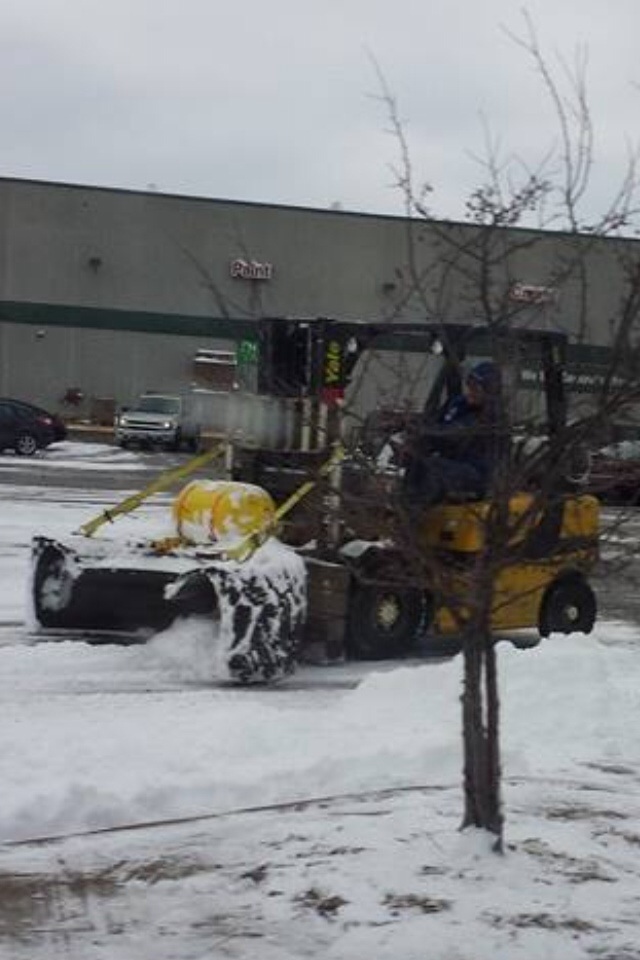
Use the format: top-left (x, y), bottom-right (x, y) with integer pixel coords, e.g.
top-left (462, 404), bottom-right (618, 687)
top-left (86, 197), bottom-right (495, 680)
top-left (152, 443), bottom-right (346, 562)
top-left (79, 442), bottom-right (227, 538)
top-left (223, 443), bottom-right (346, 562)
top-left (79, 440), bottom-right (345, 561)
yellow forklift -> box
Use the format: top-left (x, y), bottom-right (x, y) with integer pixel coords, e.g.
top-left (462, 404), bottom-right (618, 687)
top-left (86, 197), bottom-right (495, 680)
top-left (229, 318), bottom-right (599, 660)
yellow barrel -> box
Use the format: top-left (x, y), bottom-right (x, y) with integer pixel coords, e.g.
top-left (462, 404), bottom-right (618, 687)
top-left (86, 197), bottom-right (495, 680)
top-left (172, 480), bottom-right (276, 544)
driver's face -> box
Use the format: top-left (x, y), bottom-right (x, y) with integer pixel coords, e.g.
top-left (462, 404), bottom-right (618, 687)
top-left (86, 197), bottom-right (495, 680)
top-left (464, 378), bottom-right (485, 406)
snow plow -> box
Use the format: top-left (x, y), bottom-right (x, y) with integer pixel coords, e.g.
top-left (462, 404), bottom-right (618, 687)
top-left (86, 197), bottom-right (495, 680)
top-left (31, 447), bottom-right (308, 684)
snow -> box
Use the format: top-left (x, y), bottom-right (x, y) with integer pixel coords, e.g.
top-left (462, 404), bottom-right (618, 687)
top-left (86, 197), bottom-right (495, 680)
top-left (0, 440), bottom-right (147, 471)
top-left (0, 447), bottom-right (640, 958)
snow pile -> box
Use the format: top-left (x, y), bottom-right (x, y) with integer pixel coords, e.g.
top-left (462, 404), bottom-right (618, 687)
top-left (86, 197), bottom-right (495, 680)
top-left (2, 471), bottom-right (640, 957)
top-left (0, 441), bottom-right (146, 471)
top-left (0, 625), bottom-right (639, 843)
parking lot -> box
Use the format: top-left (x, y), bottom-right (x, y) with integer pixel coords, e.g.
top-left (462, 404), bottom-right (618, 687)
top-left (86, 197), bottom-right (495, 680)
top-left (2, 435), bottom-right (640, 621)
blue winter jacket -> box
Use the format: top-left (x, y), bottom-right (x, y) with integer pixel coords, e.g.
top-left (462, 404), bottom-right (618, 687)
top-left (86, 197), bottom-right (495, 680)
top-left (425, 394), bottom-right (502, 482)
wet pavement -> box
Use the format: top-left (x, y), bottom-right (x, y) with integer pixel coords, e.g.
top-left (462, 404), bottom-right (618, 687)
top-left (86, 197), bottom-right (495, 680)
top-left (0, 441), bottom-right (225, 491)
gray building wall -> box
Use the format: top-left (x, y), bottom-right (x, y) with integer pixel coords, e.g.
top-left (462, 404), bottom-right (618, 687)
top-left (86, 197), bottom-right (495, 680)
top-left (0, 176), bottom-right (638, 418)
top-left (0, 177), bottom-right (418, 321)
top-left (0, 321), bottom-right (228, 413)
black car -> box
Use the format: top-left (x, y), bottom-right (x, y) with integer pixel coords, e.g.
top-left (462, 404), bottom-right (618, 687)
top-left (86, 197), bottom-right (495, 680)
top-left (0, 398), bottom-right (65, 456)
top-left (4, 399), bottom-right (68, 442)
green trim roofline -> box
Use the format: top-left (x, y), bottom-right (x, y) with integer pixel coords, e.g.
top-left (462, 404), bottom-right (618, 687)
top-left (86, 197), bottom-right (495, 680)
top-left (0, 300), bottom-right (616, 371)
top-left (0, 300), bottom-right (257, 340)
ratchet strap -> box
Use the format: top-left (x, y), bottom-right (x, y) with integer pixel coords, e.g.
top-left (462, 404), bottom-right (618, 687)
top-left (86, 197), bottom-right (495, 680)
top-left (79, 442), bottom-right (227, 538)
top-left (223, 442), bottom-right (345, 561)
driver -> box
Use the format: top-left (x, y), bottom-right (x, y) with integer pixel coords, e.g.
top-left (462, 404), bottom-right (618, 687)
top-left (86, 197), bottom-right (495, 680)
top-left (402, 361), bottom-right (503, 506)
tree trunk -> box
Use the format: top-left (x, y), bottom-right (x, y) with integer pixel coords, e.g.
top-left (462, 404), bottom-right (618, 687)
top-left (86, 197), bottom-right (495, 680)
top-left (461, 625), bottom-right (503, 851)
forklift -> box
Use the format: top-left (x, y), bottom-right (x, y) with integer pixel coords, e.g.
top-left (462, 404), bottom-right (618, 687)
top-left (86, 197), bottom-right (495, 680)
top-left (229, 317), bottom-right (600, 660)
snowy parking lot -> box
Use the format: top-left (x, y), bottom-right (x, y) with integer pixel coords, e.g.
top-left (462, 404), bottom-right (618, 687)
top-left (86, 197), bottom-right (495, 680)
top-left (1, 441), bottom-right (640, 958)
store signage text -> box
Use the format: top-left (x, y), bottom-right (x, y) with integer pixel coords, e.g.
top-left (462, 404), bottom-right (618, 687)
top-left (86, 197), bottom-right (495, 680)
top-left (520, 366), bottom-right (627, 394)
top-left (509, 282), bottom-right (557, 305)
top-left (230, 258), bottom-right (274, 281)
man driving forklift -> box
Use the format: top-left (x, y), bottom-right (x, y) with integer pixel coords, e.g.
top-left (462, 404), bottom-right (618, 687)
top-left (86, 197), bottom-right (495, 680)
top-left (402, 360), bottom-right (504, 507)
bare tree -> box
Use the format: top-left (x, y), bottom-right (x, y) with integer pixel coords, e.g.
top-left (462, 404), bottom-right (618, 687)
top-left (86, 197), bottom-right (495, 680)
top-left (366, 16), bottom-right (640, 852)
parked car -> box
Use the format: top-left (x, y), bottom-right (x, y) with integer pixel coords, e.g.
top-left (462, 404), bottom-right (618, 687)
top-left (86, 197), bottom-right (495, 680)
top-left (114, 392), bottom-right (201, 451)
top-left (0, 398), bottom-right (64, 456)
top-left (587, 440), bottom-right (640, 504)
top-left (0, 399), bottom-right (67, 443)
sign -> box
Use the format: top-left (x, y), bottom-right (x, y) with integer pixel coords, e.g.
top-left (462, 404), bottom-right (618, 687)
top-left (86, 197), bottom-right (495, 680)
top-left (519, 365), bottom-right (628, 394)
top-left (323, 339), bottom-right (343, 387)
top-left (321, 338), bottom-right (346, 404)
top-left (230, 258), bottom-right (274, 281)
top-left (236, 340), bottom-right (259, 365)
top-left (509, 282), bottom-right (557, 305)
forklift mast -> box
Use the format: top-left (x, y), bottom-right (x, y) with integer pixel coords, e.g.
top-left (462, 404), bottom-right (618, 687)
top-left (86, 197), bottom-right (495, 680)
top-left (253, 316), bottom-right (569, 439)
top-left (257, 317), bottom-right (364, 403)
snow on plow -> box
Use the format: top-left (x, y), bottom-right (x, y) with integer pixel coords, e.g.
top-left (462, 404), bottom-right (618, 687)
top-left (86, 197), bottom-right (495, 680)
top-left (30, 452), bottom-right (307, 684)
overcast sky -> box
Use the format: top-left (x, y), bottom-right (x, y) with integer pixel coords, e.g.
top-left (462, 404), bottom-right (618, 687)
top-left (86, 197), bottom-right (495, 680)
top-left (1, 0), bottom-right (639, 222)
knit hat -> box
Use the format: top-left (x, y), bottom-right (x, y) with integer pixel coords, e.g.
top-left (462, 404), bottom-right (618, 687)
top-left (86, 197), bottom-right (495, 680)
top-left (466, 361), bottom-right (501, 392)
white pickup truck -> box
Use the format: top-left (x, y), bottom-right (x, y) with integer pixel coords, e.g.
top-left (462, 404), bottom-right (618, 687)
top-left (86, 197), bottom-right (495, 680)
top-left (114, 393), bottom-right (201, 451)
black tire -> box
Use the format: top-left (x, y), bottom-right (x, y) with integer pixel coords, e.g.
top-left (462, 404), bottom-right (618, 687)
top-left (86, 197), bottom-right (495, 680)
top-left (538, 574), bottom-right (597, 638)
top-left (168, 431), bottom-right (182, 452)
top-left (510, 635), bottom-right (542, 651)
top-left (14, 432), bottom-right (39, 456)
top-left (346, 581), bottom-right (426, 660)
top-left (33, 546), bottom-right (76, 628)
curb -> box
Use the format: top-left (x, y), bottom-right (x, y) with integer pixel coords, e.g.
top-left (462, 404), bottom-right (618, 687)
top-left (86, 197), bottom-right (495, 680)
top-left (64, 424), bottom-right (224, 448)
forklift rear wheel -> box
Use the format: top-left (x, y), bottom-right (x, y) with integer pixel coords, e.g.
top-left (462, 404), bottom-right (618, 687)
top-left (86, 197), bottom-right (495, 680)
top-left (346, 583), bottom-right (426, 660)
top-left (539, 575), bottom-right (597, 638)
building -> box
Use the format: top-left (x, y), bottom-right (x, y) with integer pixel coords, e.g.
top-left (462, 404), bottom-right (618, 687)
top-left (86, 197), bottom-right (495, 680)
top-left (0, 176), bottom-right (637, 425)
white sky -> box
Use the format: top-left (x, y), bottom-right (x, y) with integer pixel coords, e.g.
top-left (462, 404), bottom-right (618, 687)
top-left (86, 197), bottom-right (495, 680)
top-left (1, 0), bottom-right (639, 221)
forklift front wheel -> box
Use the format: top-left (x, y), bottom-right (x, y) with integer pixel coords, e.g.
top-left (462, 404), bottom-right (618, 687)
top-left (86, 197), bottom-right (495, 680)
top-left (538, 575), bottom-right (597, 638)
top-left (346, 583), bottom-right (426, 660)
